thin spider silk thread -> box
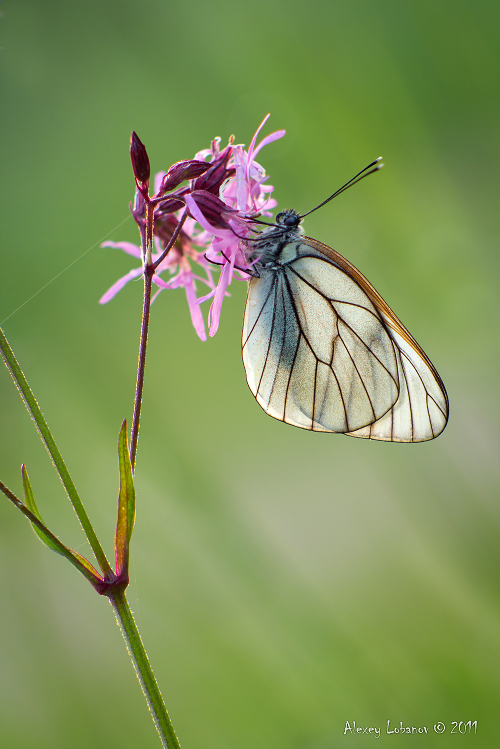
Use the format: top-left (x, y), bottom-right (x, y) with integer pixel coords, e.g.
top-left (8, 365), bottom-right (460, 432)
top-left (1, 214), bottom-right (133, 325)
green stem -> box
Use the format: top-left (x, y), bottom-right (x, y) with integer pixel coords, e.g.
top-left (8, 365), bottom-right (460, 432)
top-left (0, 327), bottom-right (113, 577)
top-left (108, 589), bottom-right (182, 749)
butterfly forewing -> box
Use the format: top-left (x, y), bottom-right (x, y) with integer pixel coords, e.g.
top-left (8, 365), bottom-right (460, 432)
top-left (242, 236), bottom-right (448, 442)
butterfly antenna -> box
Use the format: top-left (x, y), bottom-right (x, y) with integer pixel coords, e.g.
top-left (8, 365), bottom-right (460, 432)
top-left (299, 157), bottom-right (383, 219)
top-left (247, 217), bottom-right (274, 228)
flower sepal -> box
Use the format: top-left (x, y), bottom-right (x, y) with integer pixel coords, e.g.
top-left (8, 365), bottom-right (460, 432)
top-left (192, 144), bottom-right (234, 195)
top-left (187, 189), bottom-right (242, 231)
top-left (159, 160), bottom-right (212, 194)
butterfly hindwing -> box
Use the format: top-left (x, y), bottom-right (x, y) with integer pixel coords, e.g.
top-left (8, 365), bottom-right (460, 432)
top-left (347, 310), bottom-right (448, 441)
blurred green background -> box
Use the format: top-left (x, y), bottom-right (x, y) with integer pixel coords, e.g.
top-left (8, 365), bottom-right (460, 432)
top-left (1, 1), bottom-right (499, 747)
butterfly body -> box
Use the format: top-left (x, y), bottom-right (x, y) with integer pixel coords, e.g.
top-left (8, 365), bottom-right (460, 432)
top-left (242, 211), bottom-right (448, 442)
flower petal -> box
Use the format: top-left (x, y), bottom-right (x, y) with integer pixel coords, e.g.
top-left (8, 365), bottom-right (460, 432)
top-left (99, 268), bottom-right (143, 303)
top-left (152, 274), bottom-right (171, 290)
top-left (102, 241), bottom-right (142, 258)
top-left (185, 194), bottom-right (233, 238)
top-left (247, 114), bottom-right (271, 162)
top-left (184, 279), bottom-right (207, 341)
top-left (251, 129), bottom-right (286, 160)
top-left (154, 171), bottom-right (166, 195)
top-left (208, 262), bottom-right (233, 337)
top-left (196, 288), bottom-right (217, 305)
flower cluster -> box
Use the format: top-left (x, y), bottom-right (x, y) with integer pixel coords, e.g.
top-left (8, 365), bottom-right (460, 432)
top-left (101, 115), bottom-right (285, 340)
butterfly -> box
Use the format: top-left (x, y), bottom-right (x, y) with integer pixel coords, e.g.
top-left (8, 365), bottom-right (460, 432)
top-left (242, 159), bottom-right (449, 442)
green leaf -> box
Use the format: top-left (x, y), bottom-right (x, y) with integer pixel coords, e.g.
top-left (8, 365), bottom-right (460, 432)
top-left (114, 421), bottom-right (136, 578)
top-left (22, 465), bottom-right (62, 554)
top-left (17, 467), bottom-right (104, 588)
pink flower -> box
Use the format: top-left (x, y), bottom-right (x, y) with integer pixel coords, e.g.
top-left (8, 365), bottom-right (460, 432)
top-left (100, 234), bottom-right (215, 341)
top-left (101, 115), bottom-right (285, 339)
top-left (185, 115), bottom-right (285, 336)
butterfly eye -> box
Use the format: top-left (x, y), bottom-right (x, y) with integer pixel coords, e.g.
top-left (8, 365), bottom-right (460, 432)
top-left (276, 210), bottom-right (301, 227)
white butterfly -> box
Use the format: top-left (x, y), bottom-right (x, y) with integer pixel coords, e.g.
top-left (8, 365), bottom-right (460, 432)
top-left (242, 161), bottom-right (448, 442)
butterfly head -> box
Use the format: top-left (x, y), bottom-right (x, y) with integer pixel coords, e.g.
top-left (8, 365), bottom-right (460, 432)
top-left (247, 209), bottom-right (304, 265)
top-left (274, 209), bottom-right (302, 229)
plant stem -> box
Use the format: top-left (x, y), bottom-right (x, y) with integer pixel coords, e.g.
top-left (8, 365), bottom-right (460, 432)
top-left (108, 589), bottom-right (182, 749)
top-left (153, 212), bottom-right (187, 270)
top-left (129, 208), bottom-right (187, 470)
top-left (0, 327), bottom-right (113, 577)
top-left (123, 204), bottom-right (190, 745)
top-left (129, 268), bottom-right (152, 471)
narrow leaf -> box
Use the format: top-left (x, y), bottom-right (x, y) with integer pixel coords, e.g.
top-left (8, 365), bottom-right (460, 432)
top-left (0, 474), bottom-right (104, 590)
top-left (115, 421), bottom-right (136, 578)
top-left (22, 464), bottom-right (63, 554)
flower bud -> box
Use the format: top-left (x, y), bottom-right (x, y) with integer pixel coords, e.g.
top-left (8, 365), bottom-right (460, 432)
top-left (154, 214), bottom-right (184, 251)
top-left (155, 196), bottom-right (187, 214)
top-left (188, 190), bottom-right (240, 230)
top-left (154, 185), bottom-right (190, 217)
top-left (193, 145), bottom-right (234, 195)
top-left (130, 132), bottom-right (150, 184)
top-left (130, 186), bottom-right (147, 226)
top-left (160, 160), bottom-right (211, 194)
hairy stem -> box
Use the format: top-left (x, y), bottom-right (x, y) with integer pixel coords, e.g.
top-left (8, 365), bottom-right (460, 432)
top-left (153, 211), bottom-right (187, 270)
top-left (129, 267), bottom-right (153, 471)
top-left (108, 589), bottom-right (182, 749)
top-left (0, 327), bottom-right (113, 577)
top-left (129, 208), bottom-right (187, 469)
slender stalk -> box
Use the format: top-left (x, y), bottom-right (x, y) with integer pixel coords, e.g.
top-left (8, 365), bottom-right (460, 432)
top-left (129, 268), bottom-right (153, 471)
top-left (0, 327), bottom-right (113, 577)
top-left (108, 589), bottom-right (181, 749)
top-left (153, 211), bottom-right (187, 270)
top-left (129, 208), bottom-right (187, 469)
top-left (122, 200), bottom-right (190, 747)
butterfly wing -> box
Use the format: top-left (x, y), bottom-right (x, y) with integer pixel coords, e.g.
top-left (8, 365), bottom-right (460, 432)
top-left (242, 237), bottom-right (448, 442)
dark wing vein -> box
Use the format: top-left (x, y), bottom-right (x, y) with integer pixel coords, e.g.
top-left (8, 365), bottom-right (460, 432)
top-left (288, 264), bottom-right (399, 385)
top-left (331, 302), bottom-right (399, 387)
top-left (269, 279), bottom-right (297, 418)
top-left (256, 276), bottom-right (279, 394)
top-left (242, 273), bottom-right (277, 350)
top-left (283, 318), bottom-right (302, 424)
top-left (398, 350), bottom-right (414, 442)
top-left (281, 268), bottom-right (352, 432)
top-left (336, 325), bottom-right (377, 422)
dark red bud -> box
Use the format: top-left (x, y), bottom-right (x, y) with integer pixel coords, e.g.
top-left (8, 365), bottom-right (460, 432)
top-left (154, 185), bottom-right (190, 215)
top-left (193, 145), bottom-right (233, 195)
top-left (188, 190), bottom-right (240, 230)
top-left (130, 187), bottom-right (147, 226)
top-left (130, 132), bottom-right (150, 184)
top-left (155, 197), bottom-right (187, 213)
top-left (160, 160), bottom-right (212, 194)
top-left (154, 214), bottom-right (189, 251)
